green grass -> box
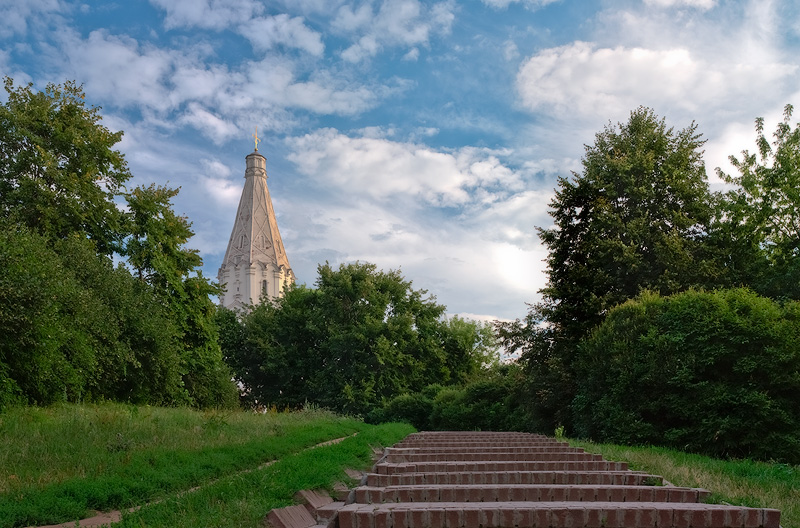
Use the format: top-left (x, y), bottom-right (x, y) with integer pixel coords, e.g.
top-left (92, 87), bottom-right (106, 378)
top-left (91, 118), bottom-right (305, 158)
top-left (117, 422), bottom-right (414, 528)
top-left (0, 402), bottom-right (414, 528)
top-left (570, 439), bottom-right (800, 527)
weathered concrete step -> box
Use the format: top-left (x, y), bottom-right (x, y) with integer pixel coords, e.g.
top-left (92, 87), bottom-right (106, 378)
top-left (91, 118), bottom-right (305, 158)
top-left (354, 484), bottom-right (710, 504)
top-left (375, 460), bottom-right (628, 474)
top-left (396, 442), bottom-right (570, 449)
top-left (387, 446), bottom-right (587, 454)
top-left (337, 501), bottom-right (781, 528)
top-left (406, 431), bottom-right (551, 439)
top-left (367, 470), bottom-right (662, 487)
top-left (384, 451), bottom-right (602, 463)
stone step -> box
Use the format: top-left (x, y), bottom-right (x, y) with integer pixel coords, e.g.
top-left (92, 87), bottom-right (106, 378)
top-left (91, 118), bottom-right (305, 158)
top-left (395, 442), bottom-right (570, 449)
top-left (354, 484), bottom-right (711, 504)
top-left (375, 460), bottom-right (628, 474)
top-left (386, 446), bottom-right (587, 454)
top-left (366, 470), bottom-right (663, 487)
top-left (383, 451), bottom-right (602, 463)
top-left (336, 501), bottom-right (782, 528)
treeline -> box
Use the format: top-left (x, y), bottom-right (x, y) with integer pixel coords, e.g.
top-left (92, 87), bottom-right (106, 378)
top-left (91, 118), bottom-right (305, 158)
top-left (0, 78), bottom-right (237, 409)
top-left (494, 106), bottom-right (800, 463)
top-left (217, 261), bottom-right (499, 416)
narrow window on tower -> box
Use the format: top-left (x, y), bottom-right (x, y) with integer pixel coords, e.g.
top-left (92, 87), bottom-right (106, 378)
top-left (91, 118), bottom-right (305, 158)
top-left (262, 280), bottom-right (268, 294)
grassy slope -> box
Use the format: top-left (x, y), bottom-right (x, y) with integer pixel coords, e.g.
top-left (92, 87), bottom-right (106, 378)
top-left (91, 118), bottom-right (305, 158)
top-left (0, 403), bottom-right (414, 528)
top-left (570, 439), bottom-right (799, 527)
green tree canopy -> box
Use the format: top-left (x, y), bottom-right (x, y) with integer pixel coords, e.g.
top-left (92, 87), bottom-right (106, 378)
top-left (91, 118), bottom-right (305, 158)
top-left (0, 77), bottom-right (236, 409)
top-left (222, 262), bottom-right (491, 415)
top-left (715, 104), bottom-right (800, 299)
top-left (0, 78), bottom-right (129, 254)
top-left (538, 106), bottom-right (716, 343)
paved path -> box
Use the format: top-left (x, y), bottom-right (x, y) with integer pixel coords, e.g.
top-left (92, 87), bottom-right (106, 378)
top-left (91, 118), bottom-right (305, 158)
top-left (319, 431), bottom-right (780, 528)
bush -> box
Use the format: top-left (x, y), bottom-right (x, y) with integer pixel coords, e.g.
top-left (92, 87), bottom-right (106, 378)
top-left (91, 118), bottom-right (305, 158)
top-left (573, 288), bottom-right (800, 463)
top-left (380, 393), bottom-right (433, 430)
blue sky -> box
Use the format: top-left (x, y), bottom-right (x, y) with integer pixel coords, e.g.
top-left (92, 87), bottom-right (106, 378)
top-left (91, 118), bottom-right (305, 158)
top-left (2, 0), bottom-right (799, 321)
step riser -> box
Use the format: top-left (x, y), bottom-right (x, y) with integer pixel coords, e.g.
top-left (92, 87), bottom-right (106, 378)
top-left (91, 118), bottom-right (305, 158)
top-left (384, 452), bottom-right (602, 463)
top-left (386, 447), bottom-right (586, 454)
top-left (366, 471), bottom-right (662, 487)
top-left (376, 461), bottom-right (628, 474)
top-left (338, 503), bottom-right (781, 528)
top-left (356, 485), bottom-right (710, 504)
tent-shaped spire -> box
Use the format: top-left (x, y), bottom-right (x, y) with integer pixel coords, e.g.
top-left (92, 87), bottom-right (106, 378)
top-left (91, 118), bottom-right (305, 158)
top-left (218, 150), bottom-right (294, 310)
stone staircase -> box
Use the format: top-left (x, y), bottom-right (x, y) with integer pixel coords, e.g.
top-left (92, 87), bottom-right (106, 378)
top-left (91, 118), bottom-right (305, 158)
top-left (270, 431), bottom-right (782, 528)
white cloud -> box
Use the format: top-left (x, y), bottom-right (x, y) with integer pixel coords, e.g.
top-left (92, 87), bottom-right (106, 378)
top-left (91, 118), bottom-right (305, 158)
top-left (286, 129), bottom-right (524, 206)
top-left (480, 0), bottom-right (560, 9)
top-left (402, 47), bottom-right (420, 61)
top-left (62, 30), bottom-right (176, 112)
top-left (180, 103), bottom-right (239, 144)
top-left (516, 41), bottom-right (797, 120)
top-left (335, 0), bottom-right (455, 62)
top-left (0, 0), bottom-right (66, 38)
top-left (643, 0), bottom-right (716, 9)
top-left (241, 14), bottom-right (325, 55)
top-left (149, 0), bottom-right (263, 30)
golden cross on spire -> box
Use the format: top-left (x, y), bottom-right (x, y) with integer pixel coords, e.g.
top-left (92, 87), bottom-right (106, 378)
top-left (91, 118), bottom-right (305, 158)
top-left (253, 126), bottom-right (261, 151)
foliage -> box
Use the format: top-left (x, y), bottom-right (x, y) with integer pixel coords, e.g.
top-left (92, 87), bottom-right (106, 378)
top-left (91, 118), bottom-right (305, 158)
top-left (573, 288), bottom-right (800, 463)
top-left (538, 106), bottom-right (715, 344)
top-left (223, 262), bottom-right (493, 415)
top-left (369, 363), bottom-right (531, 432)
top-left (715, 104), bottom-right (800, 299)
top-left (0, 78), bottom-right (234, 409)
top-left (0, 226), bottom-right (186, 407)
top-left (0, 77), bottom-right (129, 254)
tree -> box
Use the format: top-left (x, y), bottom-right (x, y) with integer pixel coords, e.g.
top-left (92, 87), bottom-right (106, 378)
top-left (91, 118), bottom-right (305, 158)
top-left (498, 107), bottom-right (718, 432)
top-left (224, 262), bottom-right (484, 415)
top-left (123, 183), bottom-right (237, 408)
top-left (0, 78), bottom-right (129, 254)
top-left (539, 106), bottom-right (715, 342)
top-left (0, 78), bottom-right (237, 409)
top-left (716, 104), bottom-right (800, 299)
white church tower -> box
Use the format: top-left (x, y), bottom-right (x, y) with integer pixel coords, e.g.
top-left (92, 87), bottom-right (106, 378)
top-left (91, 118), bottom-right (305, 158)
top-left (218, 134), bottom-right (295, 310)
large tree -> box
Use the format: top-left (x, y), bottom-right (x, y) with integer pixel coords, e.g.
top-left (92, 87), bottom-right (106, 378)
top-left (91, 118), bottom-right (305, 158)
top-left (715, 104), bottom-right (800, 299)
top-left (498, 107), bottom-right (718, 432)
top-left (539, 106), bottom-right (716, 343)
top-left (0, 78), bottom-right (237, 409)
top-left (0, 78), bottom-right (129, 254)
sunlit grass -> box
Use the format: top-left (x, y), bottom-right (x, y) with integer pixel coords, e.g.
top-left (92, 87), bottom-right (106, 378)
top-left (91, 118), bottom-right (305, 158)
top-left (571, 439), bottom-right (799, 527)
top-left (0, 403), bottom-right (389, 528)
top-left (118, 422), bottom-right (414, 528)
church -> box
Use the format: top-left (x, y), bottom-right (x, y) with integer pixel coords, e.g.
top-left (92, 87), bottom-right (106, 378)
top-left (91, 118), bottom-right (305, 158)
top-left (217, 135), bottom-right (295, 310)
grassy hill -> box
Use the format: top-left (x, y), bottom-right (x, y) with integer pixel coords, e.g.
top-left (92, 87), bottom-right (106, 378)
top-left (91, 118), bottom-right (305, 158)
top-left (0, 403), bottom-right (413, 528)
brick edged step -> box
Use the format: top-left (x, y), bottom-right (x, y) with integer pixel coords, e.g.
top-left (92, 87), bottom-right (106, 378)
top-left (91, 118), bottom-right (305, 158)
top-left (355, 484), bottom-right (710, 504)
top-left (337, 501), bottom-right (781, 528)
top-left (366, 470), bottom-right (663, 487)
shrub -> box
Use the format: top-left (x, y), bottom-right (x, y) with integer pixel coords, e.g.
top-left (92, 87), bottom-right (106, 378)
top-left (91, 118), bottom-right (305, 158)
top-left (573, 288), bottom-right (800, 463)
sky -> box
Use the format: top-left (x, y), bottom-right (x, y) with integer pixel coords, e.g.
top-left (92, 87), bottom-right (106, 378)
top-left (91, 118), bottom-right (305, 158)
top-left (2, 0), bottom-right (799, 322)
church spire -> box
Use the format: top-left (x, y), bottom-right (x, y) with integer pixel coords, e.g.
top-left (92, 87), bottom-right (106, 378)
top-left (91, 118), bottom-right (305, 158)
top-left (217, 145), bottom-right (295, 311)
